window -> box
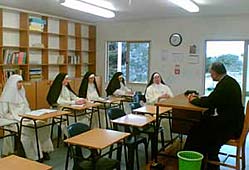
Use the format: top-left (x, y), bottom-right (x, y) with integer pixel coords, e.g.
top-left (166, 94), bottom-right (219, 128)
top-left (106, 41), bottom-right (150, 83)
top-left (205, 41), bottom-right (244, 95)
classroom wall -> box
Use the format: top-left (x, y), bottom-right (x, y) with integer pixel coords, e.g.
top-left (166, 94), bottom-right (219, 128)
top-left (96, 15), bottom-right (249, 95)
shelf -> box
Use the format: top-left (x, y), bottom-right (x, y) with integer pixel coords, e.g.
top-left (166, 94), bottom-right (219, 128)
top-left (47, 32), bottom-right (67, 36)
top-left (29, 47), bottom-right (45, 50)
top-left (47, 48), bottom-right (67, 51)
top-left (0, 8), bottom-right (96, 83)
top-left (29, 30), bottom-right (44, 34)
top-left (2, 45), bottom-right (28, 49)
top-left (68, 34), bottom-right (81, 38)
top-left (1, 26), bottom-right (28, 32)
top-left (68, 49), bottom-right (81, 52)
top-left (48, 64), bottom-right (67, 66)
top-left (68, 64), bottom-right (81, 66)
top-left (0, 64), bottom-right (28, 66)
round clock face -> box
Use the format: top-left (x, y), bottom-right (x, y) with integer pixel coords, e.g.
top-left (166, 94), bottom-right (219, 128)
top-left (169, 33), bottom-right (182, 47)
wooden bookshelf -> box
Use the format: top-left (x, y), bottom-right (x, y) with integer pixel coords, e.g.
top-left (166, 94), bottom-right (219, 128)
top-left (0, 8), bottom-right (96, 85)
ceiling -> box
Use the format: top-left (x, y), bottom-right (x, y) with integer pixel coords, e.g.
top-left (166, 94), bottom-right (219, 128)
top-left (1, 0), bottom-right (249, 23)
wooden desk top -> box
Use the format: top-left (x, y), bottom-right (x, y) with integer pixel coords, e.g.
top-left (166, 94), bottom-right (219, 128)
top-left (155, 94), bottom-right (208, 112)
top-left (0, 118), bottom-right (19, 127)
top-left (64, 128), bottom-right (130, 150)
top-left (61, 102), bottom-right (101, 110)
top-left (111, 114), bottom-right (155, 128)
top-left (0, 155), bottom-right (52, 170)
top-left (133, 105), bottom-right (172, 115)
top-left (19, 110), bottom-right (70, 121)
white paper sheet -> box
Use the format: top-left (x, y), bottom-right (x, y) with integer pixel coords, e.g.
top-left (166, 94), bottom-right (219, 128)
top-left (25, 109), bottom-right (57, 116)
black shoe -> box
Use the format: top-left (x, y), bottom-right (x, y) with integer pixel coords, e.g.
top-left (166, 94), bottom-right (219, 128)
top-left (42, 152), bottom-right (50, 161)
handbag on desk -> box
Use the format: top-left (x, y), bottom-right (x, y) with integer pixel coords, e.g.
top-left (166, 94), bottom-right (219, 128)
top-left (184, 90), bottom-right (199, 96)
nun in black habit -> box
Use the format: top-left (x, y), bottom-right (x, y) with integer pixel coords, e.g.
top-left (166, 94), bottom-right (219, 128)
top-left (78, 72), bottom-right (100, 100)
top-left (47, 73), bottom-right (86, 106)
top-left (105, 72), bottom-right (132, 96)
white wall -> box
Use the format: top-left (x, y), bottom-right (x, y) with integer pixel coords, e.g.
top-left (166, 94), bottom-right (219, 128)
top-left (96, 15), bottom-right (249, 95)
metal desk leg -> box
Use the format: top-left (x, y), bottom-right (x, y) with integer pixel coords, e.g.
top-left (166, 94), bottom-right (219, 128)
top-left (96, 107), bottom-right (101, 128)
top-left (104, 103), bottom-right (109, 129)
top-left (65, 145), bottom-right (70, 170)
top-left (33, 120), bottom-right (41, 161)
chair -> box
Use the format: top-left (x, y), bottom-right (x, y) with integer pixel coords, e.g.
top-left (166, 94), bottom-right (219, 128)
top-left (206, 101), bottom-right (249, 170)
top-left (107, 108), bottom-right (149, 170)
top-left (66, 122), bottom-right (120, 170)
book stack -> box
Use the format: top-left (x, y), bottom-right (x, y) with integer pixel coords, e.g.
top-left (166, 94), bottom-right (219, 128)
top-left (29, 17), bottom-right (46, 32)
top-left (29, 68), bottom-right (42, 81)
top-left (68, 55), bottom-right (80, 64)
top-left (3, 49), bottom-right (27, 64)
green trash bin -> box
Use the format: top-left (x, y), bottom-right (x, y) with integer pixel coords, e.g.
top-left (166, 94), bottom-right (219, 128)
top-left (177, 151), bottom-right (204, 170)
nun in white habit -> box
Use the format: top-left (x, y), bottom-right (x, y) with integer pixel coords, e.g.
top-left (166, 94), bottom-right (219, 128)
top-left (0, 74), bottom-right (54, 160)
top-left (145, 72), bottom-right (174, 104)
top-left (145, 72), bottom-right (174, 141)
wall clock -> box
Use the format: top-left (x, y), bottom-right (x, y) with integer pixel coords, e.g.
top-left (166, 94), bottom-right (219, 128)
top-left (169, 33), bottom-right (182, 47)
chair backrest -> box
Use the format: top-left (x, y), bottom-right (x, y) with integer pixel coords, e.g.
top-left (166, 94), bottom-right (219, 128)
top-left (67, 122), bottom-right (90, 163)
top-left (107, 108), bottom-right (126, 120)
top-left (107, 108), bottom-right (129, 132)
top-left (238, 101), bottom-right (249, 146)
top-left (67, 122), bottom-right (90, 138)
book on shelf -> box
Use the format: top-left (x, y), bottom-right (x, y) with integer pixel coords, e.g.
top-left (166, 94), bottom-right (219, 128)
top-left (2, 49), bottom-right (27, 64)
top-left (29, 16), bottom-right (46, 32)
top-left (68, 55), bottom-right (80, 64)
top-left (29, 67), bottom-right (42, 81)
top-left (57, 55), bottom-right (65, 64)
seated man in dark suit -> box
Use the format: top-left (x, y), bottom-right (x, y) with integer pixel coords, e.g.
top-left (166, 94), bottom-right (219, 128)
top-left (185, 62), bottom-right (245, 170)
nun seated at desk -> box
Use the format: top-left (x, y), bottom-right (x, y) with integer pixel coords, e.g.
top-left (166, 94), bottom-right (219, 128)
top-left (0, 74), bottom-right (54, 161)
top-left (47, 73), bottom-right (87, 125)
top-left (106, 72), bottom-right (133, 113)
top-left (145, 72), bottom-right (174, 141)
top-left (78, 72), bottom-right (105, 128)
top-left (106, 72), bottom-right (133, 97)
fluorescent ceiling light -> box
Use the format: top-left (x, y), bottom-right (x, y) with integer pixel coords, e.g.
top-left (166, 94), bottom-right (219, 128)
top-left (168, 0), bottom-right (199, 13)
top-left (79, 0), bottom-right (115, 11)
top-left (60, 0), bottom-right (115, 18)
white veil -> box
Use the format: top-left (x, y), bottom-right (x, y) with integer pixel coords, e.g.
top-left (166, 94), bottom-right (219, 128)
top-left (0, 74), bottom-right (28, 105)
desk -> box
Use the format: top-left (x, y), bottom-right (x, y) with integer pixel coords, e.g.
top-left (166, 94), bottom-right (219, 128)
top-left (93, 97), bottom-right (125, 128)
top-left (155, 94), bottom-right (208, 134)
top-left (64, 128), bottom-right (129, 149)
top-left (19, 110), bottom-right (70, 160)
top-left (111, 114), bottom-right (155, 170)
top-left (111, 114), bottom-right (155, 128)
top-left (61, 102), bottom-right (102, 127)
top-left (0, 155), bottom-right (52, 170)
top-left (153, 94), bottom-right (208, 163)
top-left (64, 128), bottom-right (130, 170)
top-left (133, 105), bottom-right (172, 116)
